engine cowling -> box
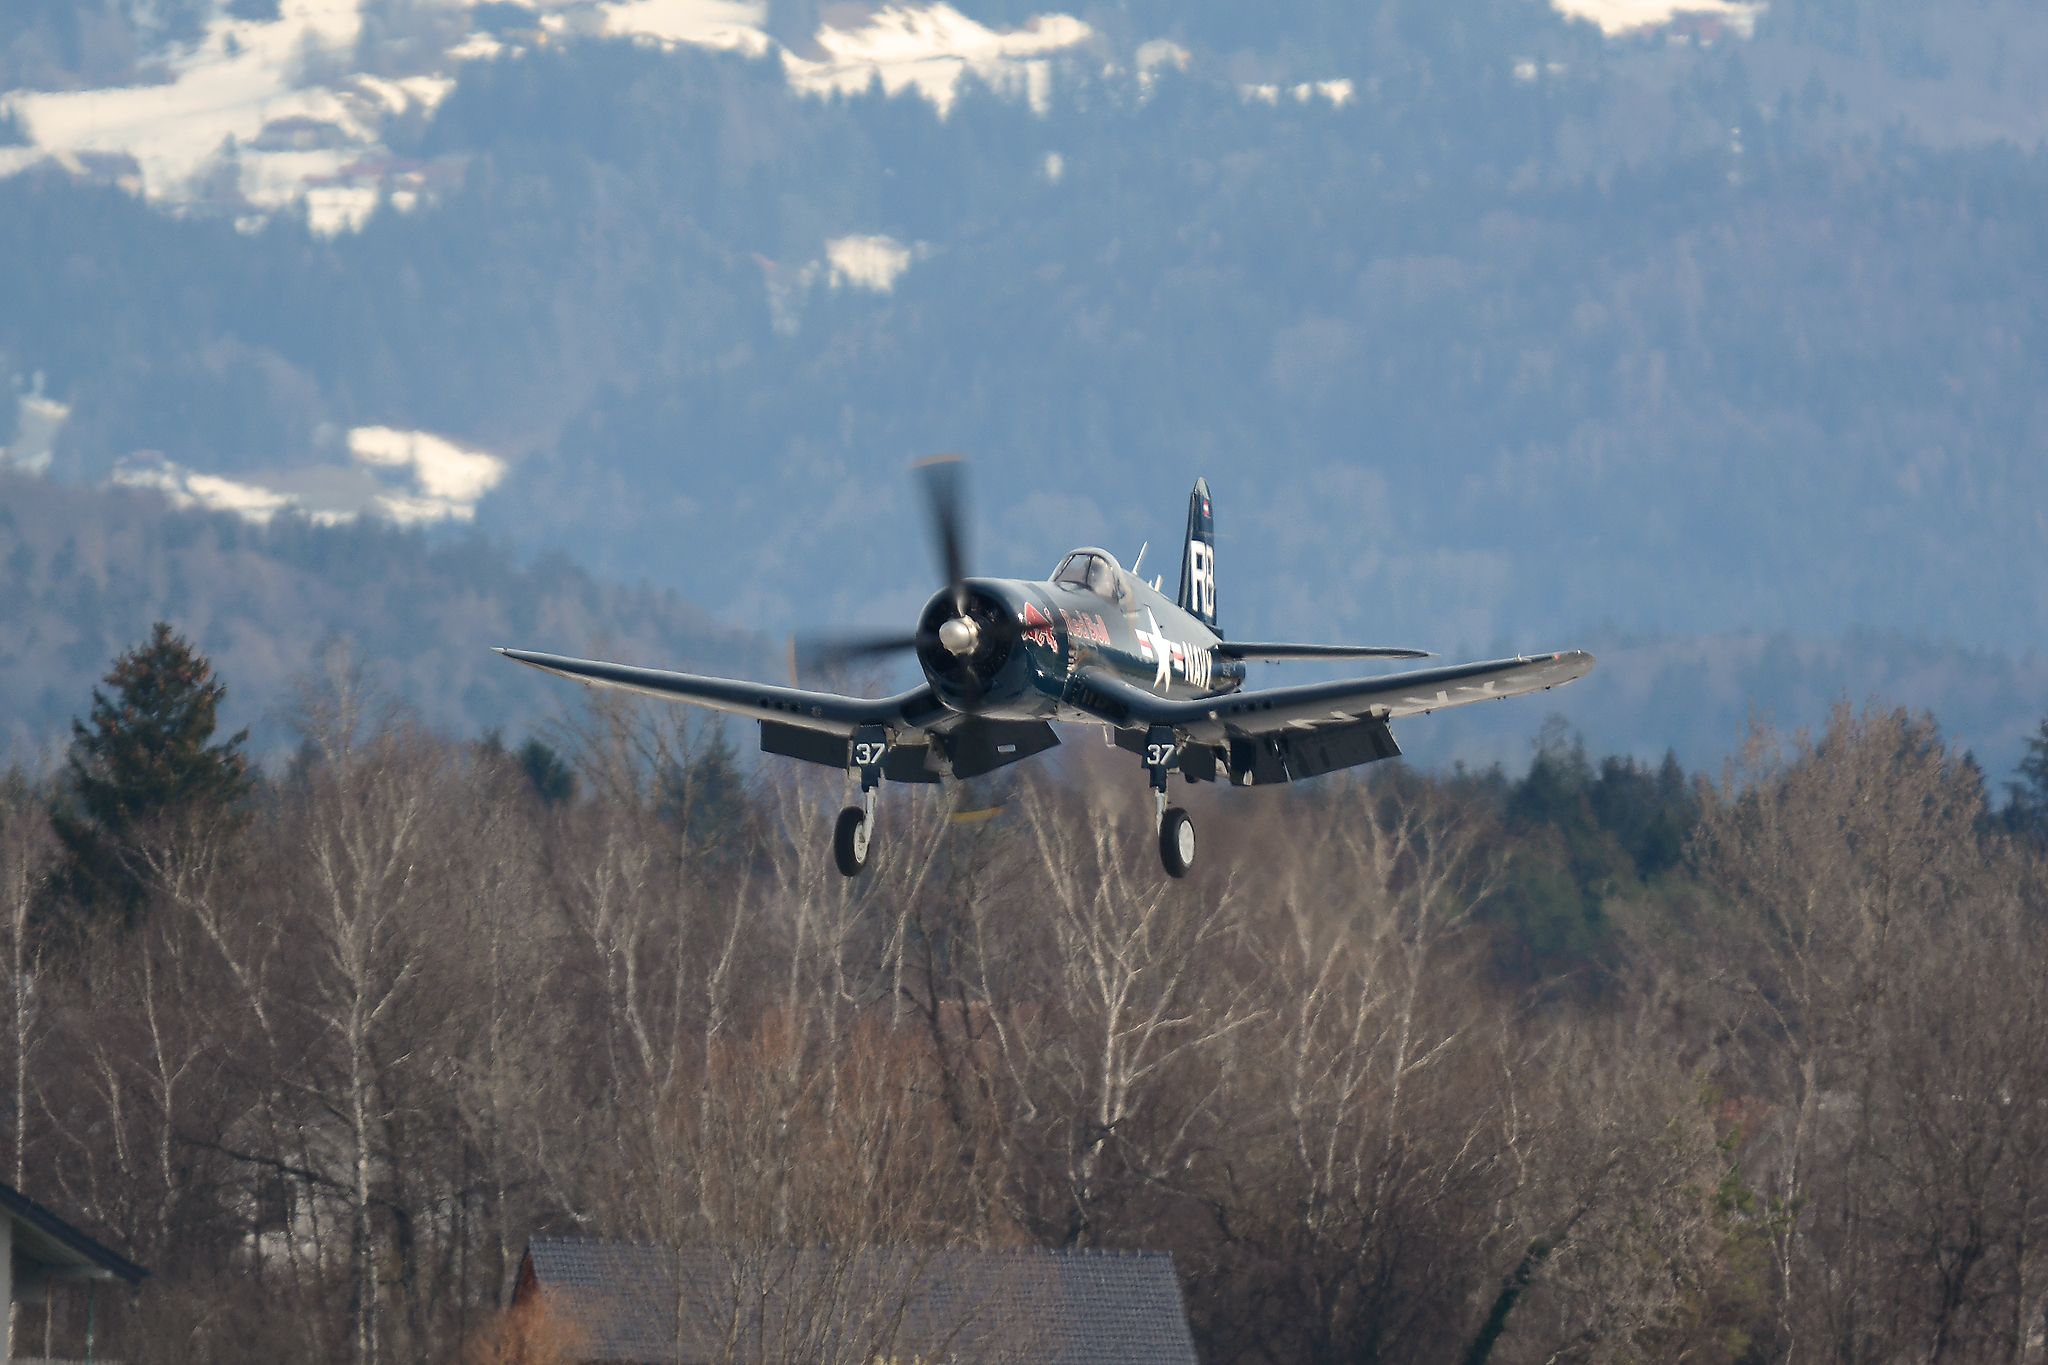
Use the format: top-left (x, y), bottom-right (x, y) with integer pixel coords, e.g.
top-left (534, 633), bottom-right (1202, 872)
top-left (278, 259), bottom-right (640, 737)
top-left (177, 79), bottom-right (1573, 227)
top-left (916, 585), bottom-right (1021, 709)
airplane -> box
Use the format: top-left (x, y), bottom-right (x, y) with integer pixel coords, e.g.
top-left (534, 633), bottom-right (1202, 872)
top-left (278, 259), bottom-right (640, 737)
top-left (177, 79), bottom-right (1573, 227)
top-left (497, 459), bottom-right (1594, 878)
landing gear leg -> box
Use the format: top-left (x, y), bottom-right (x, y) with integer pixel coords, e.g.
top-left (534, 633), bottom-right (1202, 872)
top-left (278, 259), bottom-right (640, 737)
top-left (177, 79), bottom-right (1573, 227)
top-left (1143, 725), bottom-right (1196, 878)
top-left (836, 727), bottom-right (887, 878)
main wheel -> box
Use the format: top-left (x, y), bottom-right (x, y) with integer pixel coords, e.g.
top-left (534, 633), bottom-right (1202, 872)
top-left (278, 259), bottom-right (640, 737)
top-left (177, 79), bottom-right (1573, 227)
top-left (1158, 807), bottom-right (1196, 878)
top-left (834, 806), bottom-right (872, 877)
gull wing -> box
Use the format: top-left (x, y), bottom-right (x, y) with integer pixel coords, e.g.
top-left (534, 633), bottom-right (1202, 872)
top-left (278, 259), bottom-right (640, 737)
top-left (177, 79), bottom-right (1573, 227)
top-left (1216, 642), bottom-right (1433, 661)
top-left (1069, 651), bottom-right (1595, 741)
top-left (495, 648), bottom-right (945, 736)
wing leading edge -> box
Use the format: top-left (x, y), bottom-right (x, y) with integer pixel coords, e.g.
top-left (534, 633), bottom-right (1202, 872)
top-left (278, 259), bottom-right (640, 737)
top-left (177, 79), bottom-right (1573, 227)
top-left (493, 648), bottom-right (943, 736)
top-left (1072, 651), bottom-right (1595, 742)
top-left (1216, 642), bottom-right (1433, 661)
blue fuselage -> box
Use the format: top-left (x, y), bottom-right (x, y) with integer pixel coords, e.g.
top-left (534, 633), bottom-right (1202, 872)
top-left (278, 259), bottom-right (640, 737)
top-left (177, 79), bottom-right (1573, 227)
top-left (918, 574), bottom-right (1246, 723)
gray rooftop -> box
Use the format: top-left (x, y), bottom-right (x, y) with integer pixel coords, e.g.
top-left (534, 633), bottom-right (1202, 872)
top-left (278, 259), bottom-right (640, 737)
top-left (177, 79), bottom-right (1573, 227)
top-left (0, 1181), bottom-right (146, 1287)
top-left (518, 1238), bottom-right (1199, 1365)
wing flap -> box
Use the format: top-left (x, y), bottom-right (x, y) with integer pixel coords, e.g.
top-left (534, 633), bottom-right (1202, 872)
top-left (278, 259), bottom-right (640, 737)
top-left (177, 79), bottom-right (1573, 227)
top-left (496, 648), bottom-right (937, 737)
top-left (1280, 716), bottom-right (1403, 779)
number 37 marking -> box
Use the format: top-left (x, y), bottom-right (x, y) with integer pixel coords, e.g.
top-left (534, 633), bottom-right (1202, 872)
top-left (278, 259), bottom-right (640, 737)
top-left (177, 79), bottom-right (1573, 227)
top-left (853, 741), bottom-right (889, 767)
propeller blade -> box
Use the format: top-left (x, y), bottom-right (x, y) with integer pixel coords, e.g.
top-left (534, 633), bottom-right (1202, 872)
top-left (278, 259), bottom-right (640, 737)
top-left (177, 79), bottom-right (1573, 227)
top-left (794, 629), bottom-right (924, 674)
top-left (915, 454), bottom-right (969, 614)
top-left (798, 457), bottom-right (986, 710)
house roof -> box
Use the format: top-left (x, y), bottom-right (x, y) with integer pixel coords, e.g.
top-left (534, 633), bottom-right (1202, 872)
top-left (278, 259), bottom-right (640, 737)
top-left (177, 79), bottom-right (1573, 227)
top-left (518, 1238), bottom-right (1198, 1365)
top-left (0, 1181), bottom-right (147, 1286)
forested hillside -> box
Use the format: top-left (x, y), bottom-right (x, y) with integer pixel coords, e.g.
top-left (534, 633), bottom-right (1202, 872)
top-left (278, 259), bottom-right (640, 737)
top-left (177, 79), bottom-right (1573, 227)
top-left (3, 0), bottom-right (2046, 774)
top-left (0, 473), bottom-right (762, 757)
top-left (6, 626), bottom-right (2048, 1362)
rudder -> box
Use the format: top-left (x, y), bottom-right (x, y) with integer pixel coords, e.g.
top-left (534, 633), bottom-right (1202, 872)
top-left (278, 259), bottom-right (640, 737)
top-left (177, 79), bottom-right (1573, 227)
top-left (1177, 479), bottom-right (1218, 630)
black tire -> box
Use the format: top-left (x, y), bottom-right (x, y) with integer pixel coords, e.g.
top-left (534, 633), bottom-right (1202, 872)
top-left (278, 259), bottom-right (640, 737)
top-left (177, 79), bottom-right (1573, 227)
top-left (1158, 807), bottom-right (1196, 878)
top-left (834, 806), bottom-right (871, 877)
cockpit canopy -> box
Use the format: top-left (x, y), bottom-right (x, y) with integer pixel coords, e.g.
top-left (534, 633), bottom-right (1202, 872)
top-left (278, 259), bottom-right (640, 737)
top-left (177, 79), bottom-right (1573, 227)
top-left (1051, 548), bottom-right (1126, 600)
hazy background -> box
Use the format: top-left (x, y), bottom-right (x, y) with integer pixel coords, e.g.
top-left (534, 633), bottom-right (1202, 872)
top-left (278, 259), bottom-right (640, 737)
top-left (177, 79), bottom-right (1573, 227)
top-left (3, 0), bottom-right (2044, 772)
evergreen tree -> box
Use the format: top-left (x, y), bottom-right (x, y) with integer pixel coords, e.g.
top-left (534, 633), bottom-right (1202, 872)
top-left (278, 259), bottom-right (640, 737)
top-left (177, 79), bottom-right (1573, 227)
top-left (655, 721), bottom-right (751, 859)
top-left (2007, 717), bottom-right (2048, 841)
top-left (517, 737), bottom-right (576, 807)
top-left (51, 622), bottom-right (250, 928)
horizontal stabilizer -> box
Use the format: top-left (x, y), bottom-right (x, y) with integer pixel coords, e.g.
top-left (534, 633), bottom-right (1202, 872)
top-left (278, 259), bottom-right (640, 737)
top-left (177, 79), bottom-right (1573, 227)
top-left (1216, 642), bottom-right (1434, 661)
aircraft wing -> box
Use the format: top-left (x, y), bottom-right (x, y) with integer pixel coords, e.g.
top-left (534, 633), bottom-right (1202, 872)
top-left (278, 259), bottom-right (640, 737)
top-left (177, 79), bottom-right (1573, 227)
top-left (494, 648), bottom-right (944, 736)
top-left (1071, 651), bottom-right (1594, 742)
top-left (1216, 642), bottom-right (1432, 661)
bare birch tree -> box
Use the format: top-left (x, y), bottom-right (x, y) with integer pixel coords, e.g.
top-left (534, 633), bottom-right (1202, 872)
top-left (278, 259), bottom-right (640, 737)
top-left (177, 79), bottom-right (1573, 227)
top-left (1696, 703), bottom-right (2004, 1360)
top-left (0, 782), bottom-right (54, 1189)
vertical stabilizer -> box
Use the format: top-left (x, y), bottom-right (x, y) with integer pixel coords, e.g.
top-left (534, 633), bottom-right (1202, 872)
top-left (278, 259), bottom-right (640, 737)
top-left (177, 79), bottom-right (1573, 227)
top-left (1176, 479), bottom-right (1218, 631)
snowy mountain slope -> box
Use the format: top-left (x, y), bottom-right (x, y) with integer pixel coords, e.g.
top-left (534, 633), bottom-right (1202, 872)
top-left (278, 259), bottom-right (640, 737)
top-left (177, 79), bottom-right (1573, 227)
top-left (0, 0), bottom-right (1108, 232)
top-left (5, 0), bottom-right (2048, 780)
top-left (2, 0), bottom-right (452, 234)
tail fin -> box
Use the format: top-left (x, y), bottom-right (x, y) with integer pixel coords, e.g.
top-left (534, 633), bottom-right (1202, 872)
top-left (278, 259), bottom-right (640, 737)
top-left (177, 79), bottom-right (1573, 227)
top-left (1176, 478), bottom-right (1218, 631)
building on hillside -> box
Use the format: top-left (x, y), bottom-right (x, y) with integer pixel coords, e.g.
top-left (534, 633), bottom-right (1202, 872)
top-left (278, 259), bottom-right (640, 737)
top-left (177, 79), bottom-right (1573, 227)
top-left (249, 115), bottom-right (359, 153)
top-left (0, 1180), bottom-right (148, 1358)
top-left (509, 1237), bottom-right (1199, 1365)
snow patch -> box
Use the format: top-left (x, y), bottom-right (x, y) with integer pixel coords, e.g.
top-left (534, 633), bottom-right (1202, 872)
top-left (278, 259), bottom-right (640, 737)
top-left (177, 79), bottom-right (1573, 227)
top-left (354, 72), bottom-right (457, 114)
top-left (1, 383), bottom-right (71, 476)
top-left (106, 426), bottom-right (505, 528)
top-left (766, 233), bottom-right (928, 332)
top-left (1242, 79), bottom-right (1353, 108)
top-left (0, 0), bottom-right (1118, 229)
top-left (368, 490), bottom-right (475, 526)
top-left (448, 31), bottom-right (509, 61)
top-left (1134, 37), bottom-right (1187, 97)
top-left (1135, 38), bottom-right (1189, 74)
top-left (113, 458), bottom-right (298, 525)
top-left (600, 0), bottom-right (773, 54)
top-left (348, 426), bottom-right (506, 506)
top-left (305, 183), bottom-right (382, 236)
top-left (780, 5), bottom-right (1091, 119)
top-left (1548, 0), bottom-right (1763, 38)
top-left (825, 234), bottom-right (916, 292)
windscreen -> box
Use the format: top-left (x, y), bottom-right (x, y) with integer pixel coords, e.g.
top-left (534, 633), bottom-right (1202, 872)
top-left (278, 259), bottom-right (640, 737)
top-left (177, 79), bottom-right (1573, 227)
top-left (1052, 550), bottom-right (1125, 598)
